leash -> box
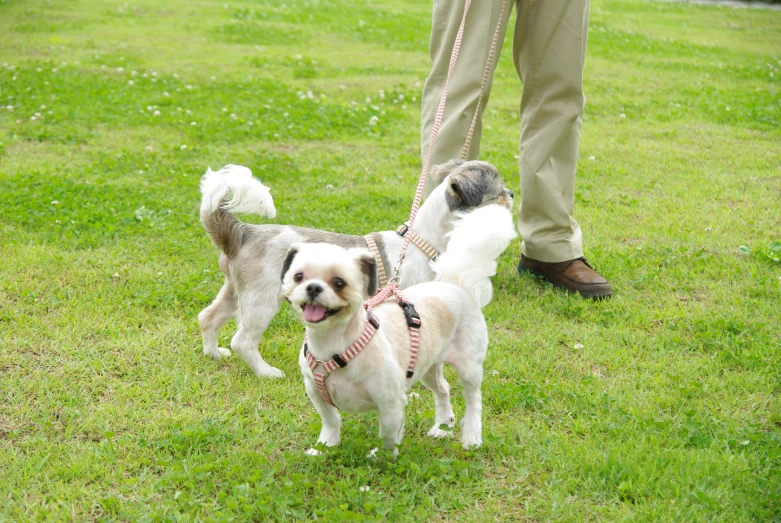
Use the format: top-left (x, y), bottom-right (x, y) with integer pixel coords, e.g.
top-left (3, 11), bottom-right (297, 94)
top-left (390, 0), bottom-right (473, 287)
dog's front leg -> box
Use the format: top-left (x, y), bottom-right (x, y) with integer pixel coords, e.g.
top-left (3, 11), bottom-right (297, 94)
top-left (376, 399), bottom-right (406, 458)
top-left (300, 354), bottom-right (341, 455)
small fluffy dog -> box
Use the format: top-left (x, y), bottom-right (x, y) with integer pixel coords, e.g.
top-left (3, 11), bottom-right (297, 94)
top-left (281, 205), bottom-right (517, 455)
top-left (198, 160), bottom-right (513, 378)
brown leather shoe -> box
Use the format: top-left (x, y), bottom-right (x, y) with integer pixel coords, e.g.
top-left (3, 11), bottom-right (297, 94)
top-left (518, 254), bottom-right (613, 299)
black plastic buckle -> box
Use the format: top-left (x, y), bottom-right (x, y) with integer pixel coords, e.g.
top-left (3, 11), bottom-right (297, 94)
top-left (406, 370), bottom-right (414, 379)
top-left (396, 223), bottom-right (409, 237)
top-left (367, 310), bottom-right (380, 329)
top-left (303, 343), bottom-right (309, 356)
top-left (399, 301), bottom-right (421, 329)
top-left (332, 354), bottom-right (347, 368)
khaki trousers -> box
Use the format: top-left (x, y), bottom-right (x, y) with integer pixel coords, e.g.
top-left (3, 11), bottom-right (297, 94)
top-left (421, 0), bottom-right (589, 263)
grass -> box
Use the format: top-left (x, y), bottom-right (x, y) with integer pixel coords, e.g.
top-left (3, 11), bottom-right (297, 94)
top-left (0, 0), bottom-right (779, 521)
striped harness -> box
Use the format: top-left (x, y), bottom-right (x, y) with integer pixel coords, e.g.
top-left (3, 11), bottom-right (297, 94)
top-left (304, 290), bottom-right (421, 409)
top-left (363, 224), bottom-right (439, 288)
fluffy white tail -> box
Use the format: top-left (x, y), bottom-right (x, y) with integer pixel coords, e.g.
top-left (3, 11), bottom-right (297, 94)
top-left (431, 204), bottom-right (517, 308)
top-left (199, 164), bottom-right (277, 257)
top-left (200, 164), bottom-right (277, 222)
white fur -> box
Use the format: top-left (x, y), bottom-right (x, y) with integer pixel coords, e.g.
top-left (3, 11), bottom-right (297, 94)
top-left (200, 164), bottom-right (276, 221)
top-left (431, 204), bottom-right (517, 307)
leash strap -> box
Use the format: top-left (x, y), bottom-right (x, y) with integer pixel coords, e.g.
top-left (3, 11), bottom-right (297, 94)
top-left (363, 234), bottom-right (389, 288)
top-left (305, 311), bottom-right (380, 408)
top-left (396, 224), bottom-right (439, 261)
top-left (394, 0), bottom-right (472, 275)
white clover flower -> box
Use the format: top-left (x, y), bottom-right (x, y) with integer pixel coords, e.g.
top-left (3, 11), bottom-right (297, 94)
top-left (30, 116), bottom-right (36, 121)
top-left (51, 68), bottom-right (57, 73)
top-left (180, 144), bottom-right (187, 150)
top-left (185, 85), bottom-right (193, 90)
top-left (589, 156), bottom-right (595, 162)
top-left (210, 75), bottom-right (216, 80)
top-left (117, 67), bottom-right (124, 72)
top-left (398, 94), bottom-right (404, 101)
top-left (163, 92), bottom-right (170, 97)
top-left (128, 80), bottom-right (134, 86)
top-left (365, 97), bottom-right (371, 103)
top-left (51, 200), bottom-right (59, 205)
top-left (131, 70), bottom-right (138, 76)
top-left (619, 113), bottom-right (626, 118)
top-left (408, 392), bottom-right (420, 399)
top-left (359, 486), bottom-right (370, 493)
top-left (153, 110), bottom-right (161, 116)
top-left (6, 105), bottom-right (12, 111)
top-left (145, 146), bottom-right (153, 151)
top-left (574, 343), bottom-right (584, 349)
top-left (368, 115), bottom-right (378, 126)
top-left (283, 112), bottom-right (289, 117)
top-left (222, 108), bottom-right (228, 112)
top-left (490, 370), bottom-right (500, 376)
top-left (190, 122), bottom-right (197, 126)
top-left (40, 105), bottom-right (46, 110)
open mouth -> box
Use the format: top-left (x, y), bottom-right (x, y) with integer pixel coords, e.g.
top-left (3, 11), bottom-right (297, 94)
top-left (301, 303), bottom-right (342, 323)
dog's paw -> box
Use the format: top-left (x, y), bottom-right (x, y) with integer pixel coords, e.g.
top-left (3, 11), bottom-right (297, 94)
top-left (427, 426), bottom-right (452, 438)
top-left (204, 347), bottom-right (231, 360)
top-left (256, 366), bottom-right (286, 379)
top-left (305, 448), bottom-right (322, 456)
top-left (461, 436), bottom-right (482, 450)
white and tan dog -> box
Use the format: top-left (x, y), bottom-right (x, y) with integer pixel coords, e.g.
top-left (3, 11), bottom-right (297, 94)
top-left (281, 205), bottom-right (517, 455)
top-left (198, 160), bottom-right (513, 378)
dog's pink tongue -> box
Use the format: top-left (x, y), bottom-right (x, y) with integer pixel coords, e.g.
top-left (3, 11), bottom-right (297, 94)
top-left (304, 304), bottom-right (327, 322)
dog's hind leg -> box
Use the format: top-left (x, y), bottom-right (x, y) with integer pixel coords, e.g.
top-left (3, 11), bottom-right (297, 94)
top-left (198, 278), bottom-right (237, 360)
top-left (231, 295), bottom-right (284, 378)
top-left (420, 364), bottom-right (456, 438)
top-left (451, 359), bottom-right (483, 449)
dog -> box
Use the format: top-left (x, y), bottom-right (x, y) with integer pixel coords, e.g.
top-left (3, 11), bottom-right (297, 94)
top-left (281, 204), bottom-right (517, 455)
top-left (198, 160), bottom-right (514, 378)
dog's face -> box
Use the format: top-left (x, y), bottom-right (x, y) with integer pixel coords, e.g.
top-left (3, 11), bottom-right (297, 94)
top-left (281, 243), bottom-right (377, 328)
top-left (431, 159), bottom-right (514, 211)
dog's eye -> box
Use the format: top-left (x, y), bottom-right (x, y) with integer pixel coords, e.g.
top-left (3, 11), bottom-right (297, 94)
top-left (293, 272), bottom-right (304, 283)
top-left (332, 277), bottom-right (346, 289)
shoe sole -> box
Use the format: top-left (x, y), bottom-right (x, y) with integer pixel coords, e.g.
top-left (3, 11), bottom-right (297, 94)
top-left (517, 260), bottom-right (613, 300)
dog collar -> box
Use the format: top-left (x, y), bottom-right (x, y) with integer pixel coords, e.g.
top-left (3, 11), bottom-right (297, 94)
top-left (304, 310), bottom-right (381, 408)
top-left (396, 223), bottom-right (440, 261)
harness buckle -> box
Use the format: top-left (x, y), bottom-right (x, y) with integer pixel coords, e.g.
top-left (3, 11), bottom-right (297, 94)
top-left (399, 301), bottom-right (421, 329)
top-left (367, 310), bottom-right (380, 329)
top-left (396, 223), bottom-right (409, 236)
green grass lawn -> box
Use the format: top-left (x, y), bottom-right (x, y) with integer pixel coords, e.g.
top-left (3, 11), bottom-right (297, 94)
top-left (1, 0), bottom-right (780, 520)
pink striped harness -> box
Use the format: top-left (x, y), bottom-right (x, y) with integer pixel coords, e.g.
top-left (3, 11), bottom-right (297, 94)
top-left (304, 289), bottom-right (421, 409)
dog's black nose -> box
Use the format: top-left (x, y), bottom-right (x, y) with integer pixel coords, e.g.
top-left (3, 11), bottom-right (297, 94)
top-left (306, 283), bottom-right (323, 297)
top-left (507, 189), bottom-right (514, 199)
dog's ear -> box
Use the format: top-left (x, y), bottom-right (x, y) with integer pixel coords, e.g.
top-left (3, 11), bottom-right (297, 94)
top-left (280, 244), bottom-right (301, 282)
top-left (431, 159), bottom-right (466, 187)
top-left (446, 167), bottom-right (485, 209)
top-left (355, 250), bottom-right (377, 298)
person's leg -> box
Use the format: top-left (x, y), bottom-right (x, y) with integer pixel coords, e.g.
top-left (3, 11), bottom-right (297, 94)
top-left (513, 0), bottom-right (611, 298)
top-left (421, 0), bottom-right (513, 196)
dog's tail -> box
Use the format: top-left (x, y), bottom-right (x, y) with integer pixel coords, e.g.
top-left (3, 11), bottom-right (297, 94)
top-left (200, 164), bottom-right (277, 257)
top-left (430, 204), bottom-right (517, 308)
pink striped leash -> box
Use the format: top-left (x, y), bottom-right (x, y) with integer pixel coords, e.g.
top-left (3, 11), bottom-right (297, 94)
top-left (390, 0), bottom-right (472, 285)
